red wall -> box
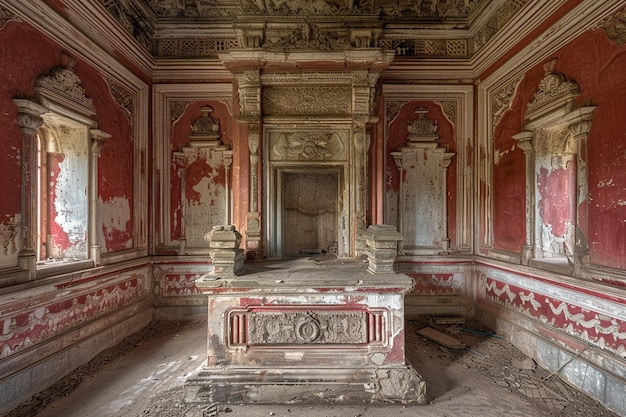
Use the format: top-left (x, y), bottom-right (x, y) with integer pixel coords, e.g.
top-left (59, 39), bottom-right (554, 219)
top-left (492, 29), bottom-right (626, 269)
top-left (0, 21), bottom-right (135, 255)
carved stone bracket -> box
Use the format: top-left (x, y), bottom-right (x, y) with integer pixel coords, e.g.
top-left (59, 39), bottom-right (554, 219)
top-left (0, 5), bottom-right (21, 31)
top-left (596, 5), bottom-right (626, 45)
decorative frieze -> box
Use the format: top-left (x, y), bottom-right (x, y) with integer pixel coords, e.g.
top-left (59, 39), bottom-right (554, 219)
top-left (247, 310), bottom-right (368, 345)
top-left (263, 86), bottom-right (351, 116)
top-left (100, 0), bottom-right (527, 59)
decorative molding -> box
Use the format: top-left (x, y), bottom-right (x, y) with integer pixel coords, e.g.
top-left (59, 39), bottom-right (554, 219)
top-left (190, 106), bottom-right (221, 140)
top-left (97, 0), bottom-right (529, 59)
top-left (106, 76), bottom-right (134, 128)
top-left (385, 100), bottom-right (408, 125)
top-left (34, 53), bottom-right (96, 118)
top-left (247, 310), bottom-right (368, 345)
top-left (491, 77), bottom-right (522, 129)
top-left (526, 60), bottom-right (579, 116)
top-left (406, 107), bottom-right (439, 142)
top-left (270, 132), bottom-right (346, 161)
top-left (0, 5), bottom-right (21, 30)
top-left (437, 100), bottom-right (458, 128)
top-left (263, 86), bottom-right (351, 116)
top-left (100, 0), bottom-right (153, 51)
top-left (596, 4), bottom-right (626, 45)
top-left (153, 38), bottom-right (239, 58)
top-left (170, 100), bottom-right (194, 122)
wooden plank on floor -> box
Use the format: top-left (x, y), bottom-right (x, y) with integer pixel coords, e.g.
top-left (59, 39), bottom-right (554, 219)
top-left (416, 327), bottom-right (466, 349)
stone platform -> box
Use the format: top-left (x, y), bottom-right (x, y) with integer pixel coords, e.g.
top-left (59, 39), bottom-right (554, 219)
top-left (184, 257), bottom-right (426, 405)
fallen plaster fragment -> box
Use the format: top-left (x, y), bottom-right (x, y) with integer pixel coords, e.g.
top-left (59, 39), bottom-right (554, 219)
top-left (512, 358), bottom-right (536, 370)
top-left (416, 327), bottom-right (465, 349)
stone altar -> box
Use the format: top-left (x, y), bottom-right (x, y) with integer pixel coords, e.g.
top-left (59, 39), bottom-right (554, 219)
top-left (184, 257), bottom-right (426, 404)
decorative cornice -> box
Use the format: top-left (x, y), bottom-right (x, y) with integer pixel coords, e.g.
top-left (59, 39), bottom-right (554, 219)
top-left (34, 53), bottom-right (96, 117)
top-left (97, 0), bottom-right (528, 60)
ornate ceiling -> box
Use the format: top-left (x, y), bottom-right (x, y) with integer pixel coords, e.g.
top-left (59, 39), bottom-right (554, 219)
top-left (101, 0), bottom-right (529, 60)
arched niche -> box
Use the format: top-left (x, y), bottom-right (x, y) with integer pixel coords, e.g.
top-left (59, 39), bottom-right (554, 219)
top-left (513, 59), bottom-right (595, 275)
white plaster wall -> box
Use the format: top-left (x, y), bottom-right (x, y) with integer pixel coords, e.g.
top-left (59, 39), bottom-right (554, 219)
top-left (402, 148), bottom-right (444, 248)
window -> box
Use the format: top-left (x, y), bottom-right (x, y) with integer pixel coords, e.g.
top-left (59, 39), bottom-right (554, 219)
top-left (36, 119), bottom-right (90, 264)
top-left (12, 54), bottom-right (108, 278)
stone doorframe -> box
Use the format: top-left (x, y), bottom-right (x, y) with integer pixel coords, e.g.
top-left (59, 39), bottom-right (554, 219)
top-left (221, 50), bottom-right (394, 259)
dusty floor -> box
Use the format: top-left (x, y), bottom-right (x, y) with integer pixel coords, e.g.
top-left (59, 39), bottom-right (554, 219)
top-left (3, 318), bottom-right (619, 417)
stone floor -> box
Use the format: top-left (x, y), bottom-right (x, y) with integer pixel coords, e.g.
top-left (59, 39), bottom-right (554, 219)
top-left (4, 315), bottom-right (618, 417)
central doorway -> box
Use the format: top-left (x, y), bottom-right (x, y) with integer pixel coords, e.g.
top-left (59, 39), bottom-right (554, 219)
top-left (268, 166), bottom-right (344, 259)
top-left (282, 171), bottom-right (339, 257)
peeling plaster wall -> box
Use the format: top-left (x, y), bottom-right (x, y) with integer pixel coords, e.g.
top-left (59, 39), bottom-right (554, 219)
top-left (46, 125), bottom-right (89, 259)
top-left (492, 29), bottom-right (626, 270)
top-left (0, 19), bottom-right (147, 414)
top-left (0, 21), bottom-right (136, 261)
top-left (169, 101), bottom-right (234, 248)
top-left (385, 101), bottom-right (457, 249)
top-left (0, 22), bottom-right (62, 269)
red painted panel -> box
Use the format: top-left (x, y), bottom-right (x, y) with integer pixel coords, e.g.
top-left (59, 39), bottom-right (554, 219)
top-left (491, 66), bottom-right (544, 252)
top-left (537, 164), bottom-right (575, 238)
top-left (0, 23), bottom-right (63, 227)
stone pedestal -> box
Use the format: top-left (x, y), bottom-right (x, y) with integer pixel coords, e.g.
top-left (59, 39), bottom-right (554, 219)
top-left (186, 260), bottom-right (425, 405)
top-left (362, 224), bottom-right (404, 274)
top-left (204, 225), bottom-right (244, 276)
